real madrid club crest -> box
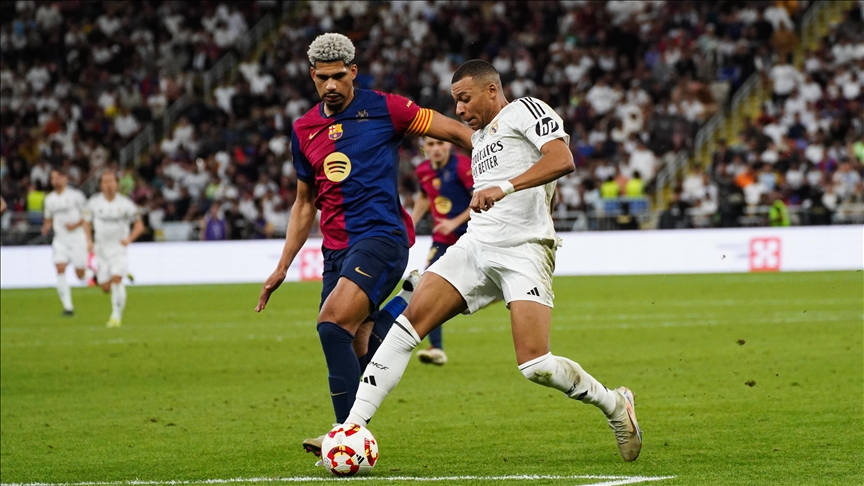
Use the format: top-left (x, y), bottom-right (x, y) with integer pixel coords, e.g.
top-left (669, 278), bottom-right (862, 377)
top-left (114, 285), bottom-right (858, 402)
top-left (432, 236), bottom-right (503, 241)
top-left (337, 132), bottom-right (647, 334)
top-left (328, 124), bottom-right (344, 141)
top-left (490, 121), bottom-right (498, 135)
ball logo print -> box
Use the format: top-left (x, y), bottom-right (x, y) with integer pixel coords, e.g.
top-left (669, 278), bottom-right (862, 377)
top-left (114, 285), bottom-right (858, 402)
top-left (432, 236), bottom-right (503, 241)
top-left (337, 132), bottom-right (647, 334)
top-left (324, 152), bottom-right (352, 182)
top-left (321, 423), bottom-right (379, 476)
top-left (749, 237), bottom-right (781, 272)
top-left (534, 117), bottom-right (559, 137)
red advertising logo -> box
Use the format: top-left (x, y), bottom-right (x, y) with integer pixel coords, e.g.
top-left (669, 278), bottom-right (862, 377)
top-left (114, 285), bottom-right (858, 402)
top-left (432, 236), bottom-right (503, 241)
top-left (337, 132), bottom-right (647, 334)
top-left (299, 248), bottom-right (324, 281)
top-left (749, 238), bottom-right (781, 272)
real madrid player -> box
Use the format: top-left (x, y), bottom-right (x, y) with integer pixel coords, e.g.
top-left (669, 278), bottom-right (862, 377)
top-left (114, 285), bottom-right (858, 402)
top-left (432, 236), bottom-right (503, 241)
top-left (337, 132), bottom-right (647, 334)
top-left (412, 137), bottom-right (474, 365)
top-left (42, 168), bottom-right (89, 315)
top-left (83, 171), bottom-right (143, 328)
top-left (253, 33), bottom-right (474, 455)
top-left (341, 60), bottom-right (643, 462)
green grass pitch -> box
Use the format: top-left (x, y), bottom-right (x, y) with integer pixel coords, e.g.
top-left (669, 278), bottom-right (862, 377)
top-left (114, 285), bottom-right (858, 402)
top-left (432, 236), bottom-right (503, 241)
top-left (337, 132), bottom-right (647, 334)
top-left (1, 272), bottom-right (862, 485)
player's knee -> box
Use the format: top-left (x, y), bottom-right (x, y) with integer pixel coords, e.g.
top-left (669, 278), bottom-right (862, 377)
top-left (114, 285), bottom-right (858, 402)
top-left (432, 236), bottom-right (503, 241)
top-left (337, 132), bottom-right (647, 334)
top-left (56, 264), bottom-right (67, 274)
top-left (111, 275), bottom-right (122, 284)
top-left (317, 321), bottom-right (355, 343)
top-left (75, 268), bottom-right (86, 279)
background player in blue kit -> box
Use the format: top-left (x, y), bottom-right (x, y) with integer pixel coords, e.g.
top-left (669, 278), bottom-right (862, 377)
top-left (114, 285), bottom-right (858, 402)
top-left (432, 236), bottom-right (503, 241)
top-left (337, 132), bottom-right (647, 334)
top-left (254, 33), bottom-right (473, 455)
top-left (411, 137), bottom-right (474, 366)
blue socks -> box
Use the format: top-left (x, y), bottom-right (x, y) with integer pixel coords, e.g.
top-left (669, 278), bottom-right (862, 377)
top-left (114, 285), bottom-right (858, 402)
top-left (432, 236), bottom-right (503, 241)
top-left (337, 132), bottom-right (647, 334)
top-left (319, 296), bottom-right (411, 422)
top-left (317, 322), bottom-right (361, 424)
top-left (379, 295), bottom-right (408, 326)
top-left (360, 295), bottom-right (408, 372)
top-left (428, 325), bottom-right (443, 349)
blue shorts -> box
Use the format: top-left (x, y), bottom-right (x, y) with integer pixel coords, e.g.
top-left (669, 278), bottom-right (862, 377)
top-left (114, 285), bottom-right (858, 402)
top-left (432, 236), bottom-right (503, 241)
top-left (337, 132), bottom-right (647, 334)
top-left (426, 241), bottom-right (452, 268)
top-left (321, 236), bottom-right (409, 316)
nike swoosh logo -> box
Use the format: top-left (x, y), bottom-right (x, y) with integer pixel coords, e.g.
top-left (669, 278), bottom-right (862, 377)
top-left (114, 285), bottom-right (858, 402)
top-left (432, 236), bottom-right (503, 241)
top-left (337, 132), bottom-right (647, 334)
top-left (355, 267), bottom-right (372, 278)
top-left (330, 391), bottom-right (347, 397)
top-left (308, 132), bottom-right (315, 139)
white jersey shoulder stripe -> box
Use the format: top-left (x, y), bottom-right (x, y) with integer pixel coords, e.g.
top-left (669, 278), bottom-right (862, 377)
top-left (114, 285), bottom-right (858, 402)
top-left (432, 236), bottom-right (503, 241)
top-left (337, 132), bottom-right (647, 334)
top-left (515, 97), bottom-right (548, 119)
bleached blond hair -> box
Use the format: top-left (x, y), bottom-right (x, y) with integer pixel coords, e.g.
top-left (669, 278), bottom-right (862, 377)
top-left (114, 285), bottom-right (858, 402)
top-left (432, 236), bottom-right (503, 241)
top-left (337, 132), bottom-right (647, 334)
top-left (307, 33), bottom-right (355, 66)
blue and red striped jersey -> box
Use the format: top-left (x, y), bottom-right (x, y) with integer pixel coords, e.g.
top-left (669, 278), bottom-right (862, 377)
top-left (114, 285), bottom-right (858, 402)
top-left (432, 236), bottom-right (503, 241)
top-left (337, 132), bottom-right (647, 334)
top-left (292, 89), bottom-right (433, 250)
top-left (416, 154), bottom-right (474, 245)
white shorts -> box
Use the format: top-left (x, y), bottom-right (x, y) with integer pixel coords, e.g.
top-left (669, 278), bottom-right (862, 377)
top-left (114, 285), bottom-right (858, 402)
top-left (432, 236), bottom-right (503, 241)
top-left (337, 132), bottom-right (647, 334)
top-left (95, 244), bottom-right (128, 284)
top-left (427, 234), bottom-right (556, 314)
top-left (52, 233), bottom-right (88, 269)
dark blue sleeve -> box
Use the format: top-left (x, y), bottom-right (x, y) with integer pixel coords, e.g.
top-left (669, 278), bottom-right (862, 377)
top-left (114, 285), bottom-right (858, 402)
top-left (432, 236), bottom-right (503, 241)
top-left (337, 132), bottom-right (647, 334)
top-left (291, 130), bottom-right (314, 184)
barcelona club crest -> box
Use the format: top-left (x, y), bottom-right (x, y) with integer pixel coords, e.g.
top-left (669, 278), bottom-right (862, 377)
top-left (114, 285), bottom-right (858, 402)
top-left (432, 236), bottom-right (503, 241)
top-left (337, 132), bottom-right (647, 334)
top-left (328, 124), bottom-right (344, 141)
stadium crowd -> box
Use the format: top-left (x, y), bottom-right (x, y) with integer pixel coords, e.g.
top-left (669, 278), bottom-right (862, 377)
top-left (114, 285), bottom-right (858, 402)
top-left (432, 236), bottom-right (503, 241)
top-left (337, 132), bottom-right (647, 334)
top-left (672, 3), bottom-right (864, 229)
top-left (2, 0), bottom-right (861, 243)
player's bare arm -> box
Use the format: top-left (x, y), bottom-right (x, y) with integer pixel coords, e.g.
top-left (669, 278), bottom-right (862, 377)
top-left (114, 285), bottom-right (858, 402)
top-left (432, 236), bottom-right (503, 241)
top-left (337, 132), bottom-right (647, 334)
top-left (65, 218), bottom-right (84, 231)
top-left (424, 112), bottom-right (474, 153)
top-left (470, 138), bottom-right (574, 213)
top-left (121, 217), bottom-right (144, 246)
top-left (41, 217), bottom-right (53, 236)
top-left (434, 207), bottom-right (471, 235)
top-left (411, 192), bottom-right (430, 226)
top-left (83, 220), bottom-right (94, 253)
top-left (256, 180), bottom-right (318, 312)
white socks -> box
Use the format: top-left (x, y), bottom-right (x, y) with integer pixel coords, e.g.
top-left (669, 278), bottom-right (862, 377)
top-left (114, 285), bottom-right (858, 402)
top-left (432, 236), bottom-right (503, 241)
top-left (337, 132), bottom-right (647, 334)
top-left (57, 274), bottom-right (73, 311)
top-left (346, 315), bottom-right (421, 426)
top-left (345, 318), bottom-right (618, 426)
top-left (519, 353), bottom-right (618, 416)
top-left (110, 282), bottom-right (126, 320)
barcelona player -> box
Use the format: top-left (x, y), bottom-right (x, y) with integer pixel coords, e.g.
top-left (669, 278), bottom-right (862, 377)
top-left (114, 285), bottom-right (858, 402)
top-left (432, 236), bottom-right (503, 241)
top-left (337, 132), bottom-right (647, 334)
top-left (254, 33), bottom-right (473, 455)
top-left (411, 137), bottom-right (474, 366)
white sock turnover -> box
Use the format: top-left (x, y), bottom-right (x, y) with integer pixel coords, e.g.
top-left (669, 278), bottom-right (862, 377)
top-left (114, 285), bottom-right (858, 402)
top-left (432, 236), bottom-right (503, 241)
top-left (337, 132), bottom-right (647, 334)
top-left (519, 352), bottom-right (618, 416)
top-left (345, 315), bottom-right (421, 426)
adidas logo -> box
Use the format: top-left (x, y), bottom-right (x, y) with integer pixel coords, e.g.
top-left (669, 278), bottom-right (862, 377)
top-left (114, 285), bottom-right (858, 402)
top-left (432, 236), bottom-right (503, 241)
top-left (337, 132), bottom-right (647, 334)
top-left (527, 287), bottom-right (540, 296)
top-left (362, 376), bottom-right (377, 386)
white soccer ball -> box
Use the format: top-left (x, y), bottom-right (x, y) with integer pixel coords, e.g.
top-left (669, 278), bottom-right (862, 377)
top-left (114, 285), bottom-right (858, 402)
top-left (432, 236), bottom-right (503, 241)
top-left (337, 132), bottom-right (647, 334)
top-left (321, 423), bottom-right (379, 476)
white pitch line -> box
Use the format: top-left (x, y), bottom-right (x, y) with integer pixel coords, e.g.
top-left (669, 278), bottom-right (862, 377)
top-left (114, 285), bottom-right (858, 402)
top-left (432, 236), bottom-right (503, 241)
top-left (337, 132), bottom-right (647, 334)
top-left (1, 475), bottom-right (677, 486)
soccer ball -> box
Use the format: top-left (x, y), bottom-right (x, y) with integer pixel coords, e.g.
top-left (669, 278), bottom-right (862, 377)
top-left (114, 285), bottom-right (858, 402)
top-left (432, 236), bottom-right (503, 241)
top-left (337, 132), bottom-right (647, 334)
top-left (321, 423), bottom-right (379, 476)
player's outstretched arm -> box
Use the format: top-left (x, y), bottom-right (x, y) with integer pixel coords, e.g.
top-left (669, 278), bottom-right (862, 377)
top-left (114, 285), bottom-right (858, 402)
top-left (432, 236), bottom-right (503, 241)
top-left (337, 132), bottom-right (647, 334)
top-left (434, 207), bottom-right (471, 235)
top-left (256, 180), bottom-right (317, 312)
top-left (424, 111), bottom-right (474, 153)
top-left (83, 221), bottom-right (94, 253)
top-left (411, 192), bottom-right (430, 227)
top-left (470, 138), bottom-right (574, 213)
top-left (121, 218), bottom-right (144, 246)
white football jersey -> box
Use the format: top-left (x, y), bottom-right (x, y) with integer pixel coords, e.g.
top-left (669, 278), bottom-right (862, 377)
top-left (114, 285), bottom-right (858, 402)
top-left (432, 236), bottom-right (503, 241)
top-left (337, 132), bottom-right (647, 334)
top-left (467, 97), bottom-right (570, 246)
top-left (44, 187), bottom-right (87, 238)
top-left (84, 193), bottom-right (139, 246)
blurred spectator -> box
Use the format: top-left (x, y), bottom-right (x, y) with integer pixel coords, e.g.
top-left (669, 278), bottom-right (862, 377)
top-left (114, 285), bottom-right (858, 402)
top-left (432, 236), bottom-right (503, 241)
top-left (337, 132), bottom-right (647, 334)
top-left (200, 201), bottom-right (228, 241)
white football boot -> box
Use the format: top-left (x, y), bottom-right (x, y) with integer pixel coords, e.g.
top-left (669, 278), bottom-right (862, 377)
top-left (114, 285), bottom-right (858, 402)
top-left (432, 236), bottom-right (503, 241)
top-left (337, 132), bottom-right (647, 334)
top-left (402, 269), bottom-right (422, 292)
top-left (416, 347), bottom-right (448, 366)
top-left (606, 387), bottom-right (642, 461)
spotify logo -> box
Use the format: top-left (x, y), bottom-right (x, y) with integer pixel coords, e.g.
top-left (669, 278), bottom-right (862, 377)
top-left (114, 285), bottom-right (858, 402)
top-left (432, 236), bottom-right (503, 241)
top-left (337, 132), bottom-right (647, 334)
top-left (324, 152), bottom-right (352, 182)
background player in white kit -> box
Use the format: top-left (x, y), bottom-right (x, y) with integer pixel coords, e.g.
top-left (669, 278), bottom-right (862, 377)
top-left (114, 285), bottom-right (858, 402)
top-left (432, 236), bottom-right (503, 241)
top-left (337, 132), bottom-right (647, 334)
top-left (42, 168), bottom-right (89, 315)
top-left (83, 172), bottom-right (143, 328)
top-left (339, 60), bottom-right (643, 462)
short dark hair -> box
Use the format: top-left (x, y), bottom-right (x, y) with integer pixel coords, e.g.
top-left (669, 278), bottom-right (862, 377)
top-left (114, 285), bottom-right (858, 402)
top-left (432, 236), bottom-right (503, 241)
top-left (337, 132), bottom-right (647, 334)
top-left (50, 167), bottom-right (68, 177)
top-left (451, 60), bottom-right (501, 87)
